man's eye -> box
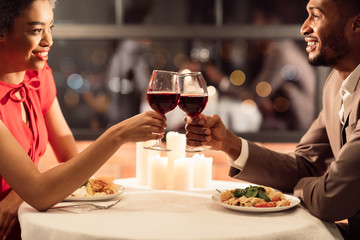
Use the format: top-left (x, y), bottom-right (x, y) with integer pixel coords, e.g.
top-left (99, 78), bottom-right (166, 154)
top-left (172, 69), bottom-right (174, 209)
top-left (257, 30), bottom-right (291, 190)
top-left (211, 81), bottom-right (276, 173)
top-left (311, 14), bottom-right (319, 19)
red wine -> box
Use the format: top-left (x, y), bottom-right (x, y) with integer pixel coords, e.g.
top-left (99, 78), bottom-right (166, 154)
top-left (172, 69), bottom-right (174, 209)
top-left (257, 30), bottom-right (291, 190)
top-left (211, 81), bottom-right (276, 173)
top-left (147, 92), bottom-right (180, 114)
top-left (179, 94), bottom-right (208, 118)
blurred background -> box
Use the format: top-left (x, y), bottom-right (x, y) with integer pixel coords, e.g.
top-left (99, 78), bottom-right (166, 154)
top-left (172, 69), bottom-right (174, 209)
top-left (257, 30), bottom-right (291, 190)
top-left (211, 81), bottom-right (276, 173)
top-left (49, 0), bottom-right (331, 142)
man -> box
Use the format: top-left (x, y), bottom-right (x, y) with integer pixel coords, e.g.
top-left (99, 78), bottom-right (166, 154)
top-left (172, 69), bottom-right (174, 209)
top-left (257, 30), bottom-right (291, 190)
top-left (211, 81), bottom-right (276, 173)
top-left (185, 0), bottom-right (360, 238)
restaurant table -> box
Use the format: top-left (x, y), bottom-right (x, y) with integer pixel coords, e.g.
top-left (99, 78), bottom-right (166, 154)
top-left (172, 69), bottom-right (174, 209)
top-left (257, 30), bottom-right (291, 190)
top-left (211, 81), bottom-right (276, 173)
top-left (18, 178), bottom-right (343, 240)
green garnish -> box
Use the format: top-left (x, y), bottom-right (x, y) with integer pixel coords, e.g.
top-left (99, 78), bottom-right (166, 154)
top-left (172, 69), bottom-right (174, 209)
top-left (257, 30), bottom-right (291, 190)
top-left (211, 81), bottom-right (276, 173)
top-left (232, 186), bottom-right (271, 202)
top-left (81, 180), bottom-right (89, 187)
top-left (232, 188), bottom-right (246, 198)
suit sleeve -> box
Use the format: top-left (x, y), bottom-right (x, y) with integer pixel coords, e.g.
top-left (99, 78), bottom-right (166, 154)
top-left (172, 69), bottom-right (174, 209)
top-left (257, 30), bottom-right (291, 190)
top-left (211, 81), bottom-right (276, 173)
top-left (230, 109), bottom-right (333, 193)
top-left (295, 119), bottom-right (360, 221)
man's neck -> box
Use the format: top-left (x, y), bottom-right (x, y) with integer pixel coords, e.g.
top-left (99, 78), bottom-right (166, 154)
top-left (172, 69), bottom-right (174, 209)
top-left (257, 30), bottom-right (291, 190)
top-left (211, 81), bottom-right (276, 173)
top-left (334, 60), bottom-right (360, 80)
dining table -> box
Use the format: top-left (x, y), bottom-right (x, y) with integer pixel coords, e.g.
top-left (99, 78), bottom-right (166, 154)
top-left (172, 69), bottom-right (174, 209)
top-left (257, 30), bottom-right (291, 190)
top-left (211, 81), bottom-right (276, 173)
top-left (18, 178), bottom-right (343, 240)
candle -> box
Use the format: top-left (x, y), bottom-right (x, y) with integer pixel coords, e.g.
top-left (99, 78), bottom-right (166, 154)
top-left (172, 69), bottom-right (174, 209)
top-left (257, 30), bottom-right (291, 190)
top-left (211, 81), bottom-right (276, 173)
top-left (148, 155), bottom-right (168, 189)
top-left (174, 158), bottom-right (194, 191)
top-left (166, 132), bottom-right (186, 188)
top-left (193, 154), bottom-right (213, 188)
top-left (136, 140), bottom-right (158, 185)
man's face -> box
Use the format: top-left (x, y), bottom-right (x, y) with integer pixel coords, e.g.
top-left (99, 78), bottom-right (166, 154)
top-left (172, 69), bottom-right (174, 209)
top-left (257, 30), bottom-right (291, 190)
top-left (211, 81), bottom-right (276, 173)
top-left (300, 0), bottom-right (350, 67)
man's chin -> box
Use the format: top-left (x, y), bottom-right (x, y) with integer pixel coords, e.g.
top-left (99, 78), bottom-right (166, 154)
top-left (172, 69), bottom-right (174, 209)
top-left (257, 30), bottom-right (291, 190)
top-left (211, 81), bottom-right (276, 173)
top-left (308, 55), bottom-right (333, 67)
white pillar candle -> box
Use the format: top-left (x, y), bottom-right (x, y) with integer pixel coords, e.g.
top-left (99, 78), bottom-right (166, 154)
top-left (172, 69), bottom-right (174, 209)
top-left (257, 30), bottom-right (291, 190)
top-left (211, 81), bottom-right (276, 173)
top-left (136, 140), bottom-right (158, 185)
top-left (148, 155), bottom-right (168, 190)
top-left (166, 132), bottom-right (186, 188)
top-left (193, 154), bottom-right (213, 188)
top-left (174, 158), bottom-right (194, 191)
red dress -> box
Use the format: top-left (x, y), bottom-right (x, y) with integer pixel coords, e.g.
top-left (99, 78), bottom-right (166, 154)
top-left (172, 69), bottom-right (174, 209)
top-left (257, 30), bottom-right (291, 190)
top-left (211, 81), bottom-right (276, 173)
top-left (0, 63), bottom-right (56, 200)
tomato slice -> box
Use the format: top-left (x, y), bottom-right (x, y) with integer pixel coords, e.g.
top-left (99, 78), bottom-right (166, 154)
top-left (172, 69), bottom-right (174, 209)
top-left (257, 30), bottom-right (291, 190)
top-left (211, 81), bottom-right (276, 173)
top-left (254, 202), bottom-right (276, 207)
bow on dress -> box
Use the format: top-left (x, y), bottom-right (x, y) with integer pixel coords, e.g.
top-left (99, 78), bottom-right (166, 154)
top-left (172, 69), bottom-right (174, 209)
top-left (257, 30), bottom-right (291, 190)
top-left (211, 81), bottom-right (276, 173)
top-left (8, 78), bottom-right (41, 103)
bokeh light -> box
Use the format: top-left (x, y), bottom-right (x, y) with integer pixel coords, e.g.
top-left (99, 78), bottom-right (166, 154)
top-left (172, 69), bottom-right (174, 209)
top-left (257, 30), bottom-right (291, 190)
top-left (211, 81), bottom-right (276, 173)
top-left (108, 77), bottom-right (121, 93)
top-left (256, 81), bottom-right (272, 97)
top-left (281, 64), bottom-right (297, 81)
top-left (63, 90), bottom-right (80, 108)
top-left (67, 73), bottom-right (84, 90)
top-left (90, 50), bottom-right (107, 67)
top-left (273, 97), bottom-right (290, 112)
top-left (207, 85), bottom-right (217, 97)
top-left (241, 99), bottom-right (258, 115)
top-left (152, 52), bottom-right (167, 69)
top-left (230, 70), bottom-right (246, 86)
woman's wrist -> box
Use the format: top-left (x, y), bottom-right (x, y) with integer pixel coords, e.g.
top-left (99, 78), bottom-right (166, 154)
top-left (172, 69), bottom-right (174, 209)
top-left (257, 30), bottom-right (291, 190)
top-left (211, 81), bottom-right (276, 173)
top-left (103, 124), bottom-right (126, 149)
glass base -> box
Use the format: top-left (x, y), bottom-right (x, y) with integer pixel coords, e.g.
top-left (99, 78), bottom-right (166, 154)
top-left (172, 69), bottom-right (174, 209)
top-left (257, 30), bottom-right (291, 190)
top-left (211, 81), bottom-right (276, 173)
top-left (144, 145), bottom-right (171, 152)
top-left (185, 146), bottom-right (210, 153)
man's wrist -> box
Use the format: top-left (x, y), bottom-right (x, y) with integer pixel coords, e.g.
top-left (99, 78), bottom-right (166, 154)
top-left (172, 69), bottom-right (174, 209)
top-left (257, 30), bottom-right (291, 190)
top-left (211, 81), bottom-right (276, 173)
top-left (222, 129), bottom-right (242, 160)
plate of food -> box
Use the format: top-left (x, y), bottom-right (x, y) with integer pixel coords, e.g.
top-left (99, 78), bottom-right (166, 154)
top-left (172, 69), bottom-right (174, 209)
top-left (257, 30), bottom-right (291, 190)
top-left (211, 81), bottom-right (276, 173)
top-left (65, 176), bottom-right (125, 201)
top-left (212, 185), bottom-right (300, 213)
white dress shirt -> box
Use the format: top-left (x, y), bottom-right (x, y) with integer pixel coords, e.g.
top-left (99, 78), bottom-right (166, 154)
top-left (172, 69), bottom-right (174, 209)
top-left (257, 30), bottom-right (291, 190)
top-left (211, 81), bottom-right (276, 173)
top-left (338, 64), bottom-right (360, 124)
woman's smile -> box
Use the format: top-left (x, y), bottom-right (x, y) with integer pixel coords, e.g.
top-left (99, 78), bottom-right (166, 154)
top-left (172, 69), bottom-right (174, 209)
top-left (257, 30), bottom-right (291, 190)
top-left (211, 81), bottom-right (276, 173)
top-left (32, 51), bottom-right (49, 61)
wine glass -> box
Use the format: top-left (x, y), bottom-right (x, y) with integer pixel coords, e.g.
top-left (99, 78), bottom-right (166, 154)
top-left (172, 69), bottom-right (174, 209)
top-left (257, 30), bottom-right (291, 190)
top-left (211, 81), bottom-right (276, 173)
top-left (144, 70), bottom-right (180, 151)
top-left (178, 72), bottom-right (209, 152)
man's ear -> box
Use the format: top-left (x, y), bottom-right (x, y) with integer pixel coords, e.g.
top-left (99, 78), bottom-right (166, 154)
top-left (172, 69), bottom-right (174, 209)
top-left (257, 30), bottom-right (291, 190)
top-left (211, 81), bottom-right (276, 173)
top-left (352, 13), bottom-right (360, 32)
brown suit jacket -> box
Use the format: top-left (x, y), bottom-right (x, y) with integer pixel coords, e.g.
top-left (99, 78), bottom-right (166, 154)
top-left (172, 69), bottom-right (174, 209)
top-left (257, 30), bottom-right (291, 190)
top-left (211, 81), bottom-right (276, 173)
top-left (230, 69), bottom-right (360, 238)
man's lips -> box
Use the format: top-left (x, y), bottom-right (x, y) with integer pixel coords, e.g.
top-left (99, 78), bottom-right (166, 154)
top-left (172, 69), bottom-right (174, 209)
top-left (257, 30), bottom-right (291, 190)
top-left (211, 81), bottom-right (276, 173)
top-left (304, 37), bottom-right (318, 53)
top-left (32, 51), bottom-right (49, 60)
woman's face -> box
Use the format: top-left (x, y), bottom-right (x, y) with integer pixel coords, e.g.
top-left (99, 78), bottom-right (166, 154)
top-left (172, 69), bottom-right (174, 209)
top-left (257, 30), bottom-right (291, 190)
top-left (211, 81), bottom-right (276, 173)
top-left (1, 0), bottom-right (54, 72)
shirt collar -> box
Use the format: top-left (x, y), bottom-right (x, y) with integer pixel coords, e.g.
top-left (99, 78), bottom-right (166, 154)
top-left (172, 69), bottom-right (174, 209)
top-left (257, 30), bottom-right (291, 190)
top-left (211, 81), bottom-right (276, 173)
top-left (339, 64), bottom-right (360, 97)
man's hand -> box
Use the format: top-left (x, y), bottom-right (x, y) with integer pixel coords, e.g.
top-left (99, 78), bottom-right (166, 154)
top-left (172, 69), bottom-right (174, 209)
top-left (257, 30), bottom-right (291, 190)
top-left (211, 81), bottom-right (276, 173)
top-left (184, 114), bottom-right (227, 151)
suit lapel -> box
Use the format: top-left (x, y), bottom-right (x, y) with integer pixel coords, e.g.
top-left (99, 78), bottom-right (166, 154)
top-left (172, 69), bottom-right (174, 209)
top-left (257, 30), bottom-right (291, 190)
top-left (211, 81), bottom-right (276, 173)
top-left (325, 70), bottom-right (343, 157)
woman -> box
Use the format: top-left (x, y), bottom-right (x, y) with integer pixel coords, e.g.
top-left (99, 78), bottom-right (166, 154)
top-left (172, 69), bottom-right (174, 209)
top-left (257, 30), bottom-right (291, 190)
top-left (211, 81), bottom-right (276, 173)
top-left (0, 0), bottom-right (165, 239)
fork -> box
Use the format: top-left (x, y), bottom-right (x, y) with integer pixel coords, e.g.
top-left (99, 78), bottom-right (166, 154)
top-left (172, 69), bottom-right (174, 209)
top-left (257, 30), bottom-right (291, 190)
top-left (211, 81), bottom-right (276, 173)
top-left (51, 199), bottom-right (121, 210)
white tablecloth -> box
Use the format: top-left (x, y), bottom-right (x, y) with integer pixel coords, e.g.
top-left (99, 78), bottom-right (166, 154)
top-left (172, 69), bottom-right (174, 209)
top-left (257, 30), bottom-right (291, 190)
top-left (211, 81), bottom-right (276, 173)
top-left (18, 178), bottom-right (343, 240)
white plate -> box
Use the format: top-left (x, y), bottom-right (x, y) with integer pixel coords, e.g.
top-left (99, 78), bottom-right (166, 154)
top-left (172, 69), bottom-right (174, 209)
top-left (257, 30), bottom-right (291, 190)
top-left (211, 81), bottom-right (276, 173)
top-left (64, 185), bottom-right (125, 201)
top-left (211, 192), bottom-right (300, 213)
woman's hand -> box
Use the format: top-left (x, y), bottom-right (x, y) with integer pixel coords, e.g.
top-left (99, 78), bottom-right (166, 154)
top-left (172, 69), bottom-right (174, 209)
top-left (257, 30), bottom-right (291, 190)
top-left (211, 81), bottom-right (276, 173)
top-left (0, 191), bottom-right (23, 240)
top-left (114, 111), bottom-right (167, 144)
top-left (184, 114), bottom-right (227, 151)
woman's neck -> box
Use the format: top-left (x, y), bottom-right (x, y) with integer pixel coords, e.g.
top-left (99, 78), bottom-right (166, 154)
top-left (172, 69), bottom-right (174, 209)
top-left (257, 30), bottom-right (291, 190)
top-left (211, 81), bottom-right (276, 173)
top-left (0, 71), bottom-right (26, 85)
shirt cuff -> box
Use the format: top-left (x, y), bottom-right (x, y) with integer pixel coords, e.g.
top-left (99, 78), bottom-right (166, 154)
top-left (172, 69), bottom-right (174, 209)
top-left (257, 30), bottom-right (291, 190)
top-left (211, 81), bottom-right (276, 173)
top-left (227, 138), bottom-right (249, 170)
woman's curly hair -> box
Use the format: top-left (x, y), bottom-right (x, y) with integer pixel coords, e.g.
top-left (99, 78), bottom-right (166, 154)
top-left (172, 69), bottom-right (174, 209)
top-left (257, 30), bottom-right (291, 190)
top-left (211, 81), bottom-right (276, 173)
top-left (0, 0), bottom-right (56, 35)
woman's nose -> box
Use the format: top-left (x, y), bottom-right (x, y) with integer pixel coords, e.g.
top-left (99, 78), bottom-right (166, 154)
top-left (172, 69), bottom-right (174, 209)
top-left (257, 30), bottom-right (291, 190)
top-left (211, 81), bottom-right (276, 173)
top-left (41, 30), bottom-right (53, 47)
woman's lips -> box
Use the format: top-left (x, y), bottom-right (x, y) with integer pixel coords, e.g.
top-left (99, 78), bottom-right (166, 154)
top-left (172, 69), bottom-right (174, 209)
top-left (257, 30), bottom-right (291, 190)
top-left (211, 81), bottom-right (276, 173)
top-left (32, 51), bottom-right (49, 60)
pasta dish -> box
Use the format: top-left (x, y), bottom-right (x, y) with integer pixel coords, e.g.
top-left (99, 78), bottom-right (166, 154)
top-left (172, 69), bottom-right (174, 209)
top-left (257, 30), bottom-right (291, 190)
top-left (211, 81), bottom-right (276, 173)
top-left (219, 186), bottom-right (290, 208)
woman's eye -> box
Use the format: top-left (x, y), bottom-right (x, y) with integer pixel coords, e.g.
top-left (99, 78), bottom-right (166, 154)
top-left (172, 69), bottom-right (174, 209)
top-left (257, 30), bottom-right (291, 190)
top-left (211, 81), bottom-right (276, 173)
top-left (31, 28), bottom-right (42, 34)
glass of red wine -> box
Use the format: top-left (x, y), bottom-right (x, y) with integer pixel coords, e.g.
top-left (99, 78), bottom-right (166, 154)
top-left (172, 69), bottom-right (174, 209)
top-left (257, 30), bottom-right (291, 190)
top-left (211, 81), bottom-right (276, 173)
top-left (145, 70), bottom-right (180, 151)
top-left (178, 72), bottom-right (209, 152)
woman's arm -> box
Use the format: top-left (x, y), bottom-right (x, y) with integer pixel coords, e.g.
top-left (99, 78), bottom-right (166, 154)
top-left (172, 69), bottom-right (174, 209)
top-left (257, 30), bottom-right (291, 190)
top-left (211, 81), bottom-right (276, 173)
top-left (44, 98), bottom-right (78, 163)
top-left (0, 111), bottom-right (166, 211)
